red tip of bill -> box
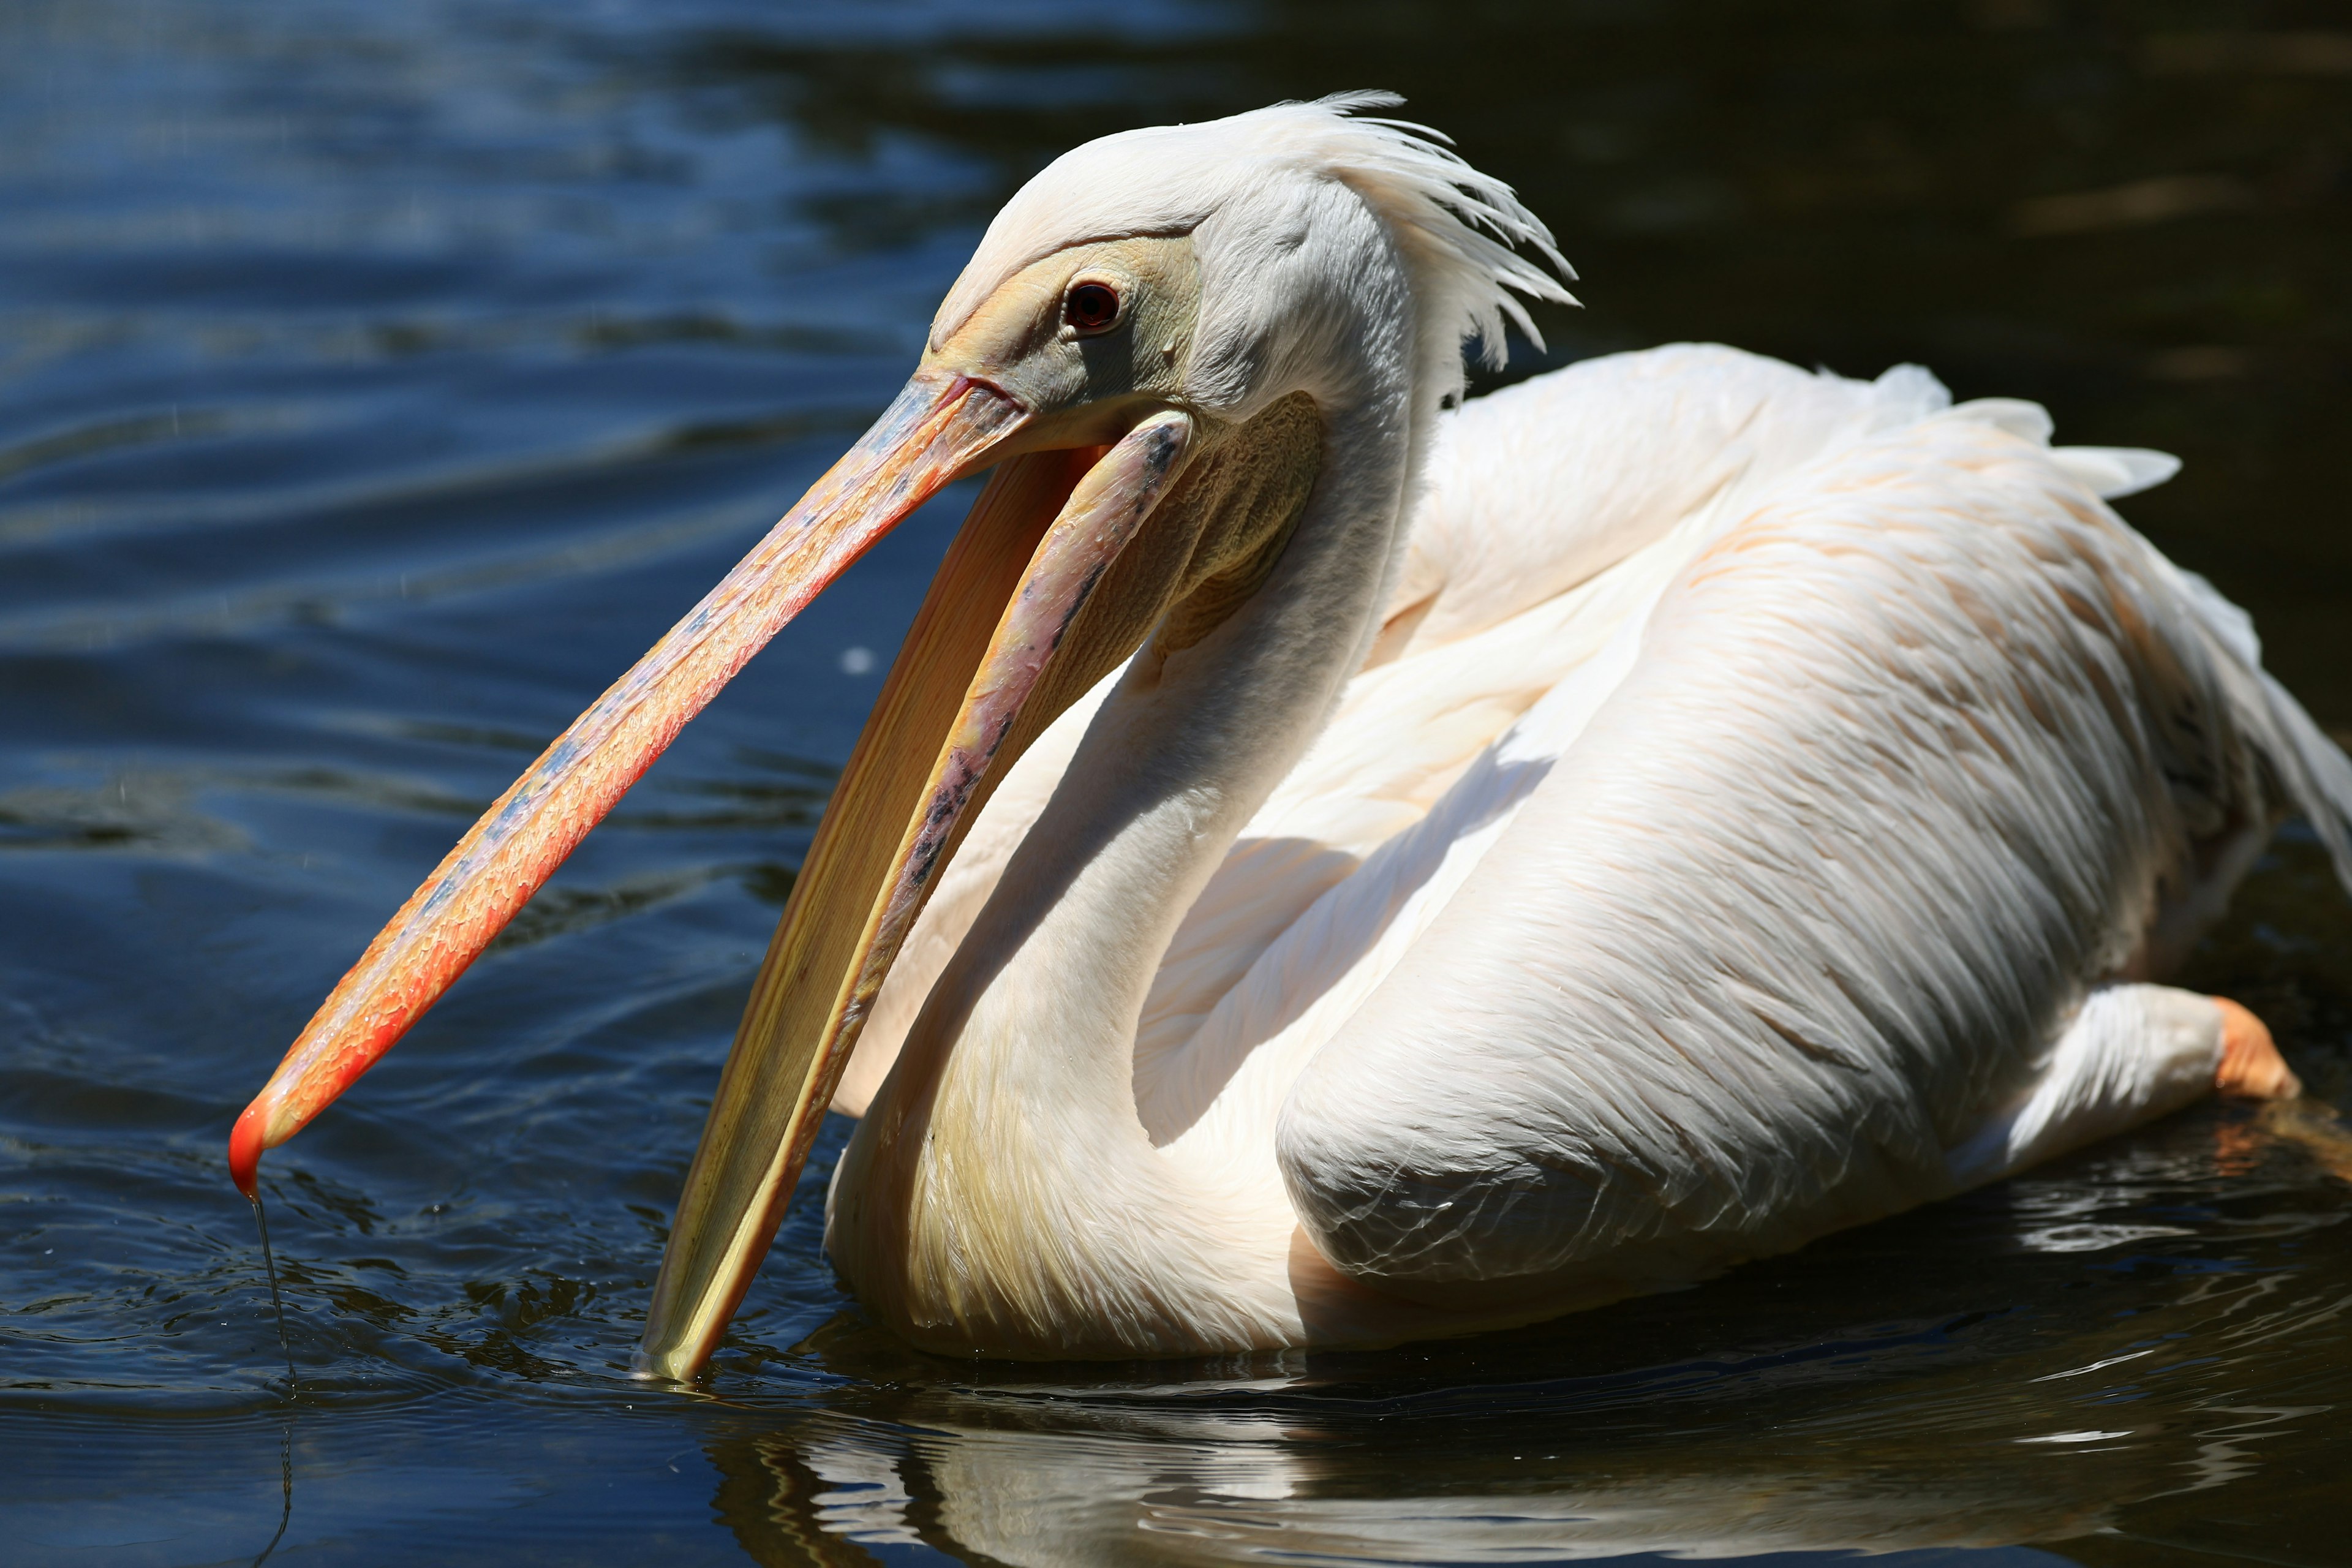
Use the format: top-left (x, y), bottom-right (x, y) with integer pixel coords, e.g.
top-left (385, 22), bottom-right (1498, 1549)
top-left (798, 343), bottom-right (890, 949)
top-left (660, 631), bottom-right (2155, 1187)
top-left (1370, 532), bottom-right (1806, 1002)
top-left (229, 1101), bottom-right (266, 1198)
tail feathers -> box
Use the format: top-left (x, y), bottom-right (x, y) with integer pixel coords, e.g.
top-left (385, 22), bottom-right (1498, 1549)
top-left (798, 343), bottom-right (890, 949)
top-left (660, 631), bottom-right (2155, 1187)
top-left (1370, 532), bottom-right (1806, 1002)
top-left (2142, 546), bottom-right (2352, 893)
top-left (2248, 666), bottom-right (2352, 895)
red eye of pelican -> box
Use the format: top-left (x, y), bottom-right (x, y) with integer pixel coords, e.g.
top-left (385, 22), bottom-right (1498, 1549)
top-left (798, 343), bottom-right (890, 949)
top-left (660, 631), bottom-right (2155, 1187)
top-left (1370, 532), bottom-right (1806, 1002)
top-left (1065, 281), bottom-right (1121, 333)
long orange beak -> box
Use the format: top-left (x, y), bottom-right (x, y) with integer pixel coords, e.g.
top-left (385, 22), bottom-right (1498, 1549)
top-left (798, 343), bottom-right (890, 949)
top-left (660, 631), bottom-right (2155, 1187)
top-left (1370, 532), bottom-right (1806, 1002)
top-left (228, 370), bottom-right (1026, 1197)
top-left (230, 352), bottom-right (1216, 1381)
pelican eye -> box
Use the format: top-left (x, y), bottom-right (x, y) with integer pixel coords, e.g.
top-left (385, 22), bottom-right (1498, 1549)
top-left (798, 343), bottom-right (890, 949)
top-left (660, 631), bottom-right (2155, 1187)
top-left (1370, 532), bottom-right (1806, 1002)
top-left (1064, 281), bottom-right (1123, 334)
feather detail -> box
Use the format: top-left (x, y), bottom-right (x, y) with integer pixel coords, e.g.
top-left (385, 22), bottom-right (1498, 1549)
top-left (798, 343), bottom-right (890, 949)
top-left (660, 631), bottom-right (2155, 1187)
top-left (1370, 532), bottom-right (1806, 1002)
top-left (931, 93), bottom-right (1575, 405)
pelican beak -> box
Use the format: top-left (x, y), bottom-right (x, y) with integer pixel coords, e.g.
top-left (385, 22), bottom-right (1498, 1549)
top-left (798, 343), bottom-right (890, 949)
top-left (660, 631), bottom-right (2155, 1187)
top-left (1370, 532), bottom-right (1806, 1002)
top-left (228, 355), bottom-right (1209, 1383)
top-left (633, 405), bottom-right (1199, 1381)
top-left (228, 370), bottom-right (1028, 1196)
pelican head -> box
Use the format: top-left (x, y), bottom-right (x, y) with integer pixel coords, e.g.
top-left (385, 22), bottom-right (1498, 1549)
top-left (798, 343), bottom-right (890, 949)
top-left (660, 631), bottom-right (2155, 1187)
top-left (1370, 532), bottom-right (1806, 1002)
top-left (228, 94), bottom-right (1574, 1379)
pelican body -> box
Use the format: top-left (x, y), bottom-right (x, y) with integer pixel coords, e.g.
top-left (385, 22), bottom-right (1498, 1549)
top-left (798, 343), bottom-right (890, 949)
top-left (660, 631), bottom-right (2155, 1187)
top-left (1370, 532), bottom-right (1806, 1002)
top-left (230, 97), bottom-right (2352, 1377)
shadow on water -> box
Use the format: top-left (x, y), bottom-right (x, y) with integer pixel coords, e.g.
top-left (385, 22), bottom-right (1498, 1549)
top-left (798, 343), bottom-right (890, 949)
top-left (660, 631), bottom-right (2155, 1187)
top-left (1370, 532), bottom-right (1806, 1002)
top-left (1, 1), bottom-right (2348, 1564)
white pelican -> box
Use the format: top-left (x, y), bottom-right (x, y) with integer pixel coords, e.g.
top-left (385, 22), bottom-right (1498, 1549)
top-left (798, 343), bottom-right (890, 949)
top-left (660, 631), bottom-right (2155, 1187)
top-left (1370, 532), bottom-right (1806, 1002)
top-left (229, 96), bottom-right (2352, 1379)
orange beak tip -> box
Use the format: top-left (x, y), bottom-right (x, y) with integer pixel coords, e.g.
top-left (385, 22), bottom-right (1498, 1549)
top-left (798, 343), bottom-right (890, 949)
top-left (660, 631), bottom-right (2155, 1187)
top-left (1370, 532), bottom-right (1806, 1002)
top-left (229, 1101), bottom-right (268, 1199)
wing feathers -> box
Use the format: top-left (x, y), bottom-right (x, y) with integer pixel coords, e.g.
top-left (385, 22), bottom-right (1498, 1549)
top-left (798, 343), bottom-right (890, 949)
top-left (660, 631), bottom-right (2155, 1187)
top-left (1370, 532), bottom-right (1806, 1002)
top-left (1277, 402), bottom-right (2321, 1297)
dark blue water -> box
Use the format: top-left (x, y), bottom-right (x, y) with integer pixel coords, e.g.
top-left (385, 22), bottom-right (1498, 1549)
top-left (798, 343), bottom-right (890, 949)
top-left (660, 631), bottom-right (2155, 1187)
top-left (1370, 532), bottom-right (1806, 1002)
top-left (4, 2), bottom-right (2350, 1563)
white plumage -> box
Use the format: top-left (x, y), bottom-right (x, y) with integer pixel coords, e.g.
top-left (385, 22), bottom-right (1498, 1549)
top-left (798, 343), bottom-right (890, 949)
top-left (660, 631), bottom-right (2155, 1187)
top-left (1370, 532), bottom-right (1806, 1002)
top-left (233, 96), bottom-right (2348, 1371)
top-left (816, 103), bottom-right (2351, 1359)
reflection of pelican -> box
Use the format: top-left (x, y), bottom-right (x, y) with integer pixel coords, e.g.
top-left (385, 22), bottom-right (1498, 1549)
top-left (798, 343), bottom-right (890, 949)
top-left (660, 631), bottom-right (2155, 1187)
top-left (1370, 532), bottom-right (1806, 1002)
top-left (713, 1410), bottom-right (2117, 1567)
top-left (695, 1343), bottom-right (2165, 1568)
top-left (230, 96), bottom-right (2352, 1378)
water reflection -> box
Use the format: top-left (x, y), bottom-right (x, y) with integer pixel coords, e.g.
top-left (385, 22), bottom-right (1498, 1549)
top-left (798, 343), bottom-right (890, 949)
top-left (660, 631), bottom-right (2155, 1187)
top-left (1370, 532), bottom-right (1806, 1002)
top-left (707, 1360), bottom-right (2258, 1561)
top-left (712, 1404), bottom-right (2138, 1564)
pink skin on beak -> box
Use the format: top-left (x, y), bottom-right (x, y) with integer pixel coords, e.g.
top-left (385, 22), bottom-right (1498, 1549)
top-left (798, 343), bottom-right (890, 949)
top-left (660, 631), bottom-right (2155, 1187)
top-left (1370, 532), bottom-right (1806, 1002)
top-left (228, 372), bottom-right (1025, 1196)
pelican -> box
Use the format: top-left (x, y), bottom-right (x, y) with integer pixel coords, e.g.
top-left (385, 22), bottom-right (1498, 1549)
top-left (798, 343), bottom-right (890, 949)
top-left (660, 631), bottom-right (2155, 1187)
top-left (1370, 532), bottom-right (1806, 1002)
top-left (229, 96), bottom-right (2352, 1379)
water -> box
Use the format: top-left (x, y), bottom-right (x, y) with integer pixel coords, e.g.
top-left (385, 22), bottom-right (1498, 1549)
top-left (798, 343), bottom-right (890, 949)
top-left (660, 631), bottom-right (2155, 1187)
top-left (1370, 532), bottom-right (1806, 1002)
top-left (4, 2), bottom-right (2350, 1563)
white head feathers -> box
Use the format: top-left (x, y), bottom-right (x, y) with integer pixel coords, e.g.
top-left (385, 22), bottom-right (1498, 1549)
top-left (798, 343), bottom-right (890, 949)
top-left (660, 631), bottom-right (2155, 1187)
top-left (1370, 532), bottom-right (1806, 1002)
top-left (930, 94), bottom-right (1577, 399)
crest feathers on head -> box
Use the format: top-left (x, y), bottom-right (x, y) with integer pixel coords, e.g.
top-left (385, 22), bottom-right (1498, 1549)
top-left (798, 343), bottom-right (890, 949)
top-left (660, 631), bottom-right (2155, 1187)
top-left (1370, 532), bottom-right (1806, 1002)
top-left (933, 94), bottom-right (1576, 375)
top-left (1265, 92), bottom-right (1577, 370)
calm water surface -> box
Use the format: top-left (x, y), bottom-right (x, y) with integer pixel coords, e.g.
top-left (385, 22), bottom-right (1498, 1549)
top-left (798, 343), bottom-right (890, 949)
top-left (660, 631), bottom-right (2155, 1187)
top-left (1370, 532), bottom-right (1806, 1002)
top-left (4, 2), bottom-right (2350, 1563)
